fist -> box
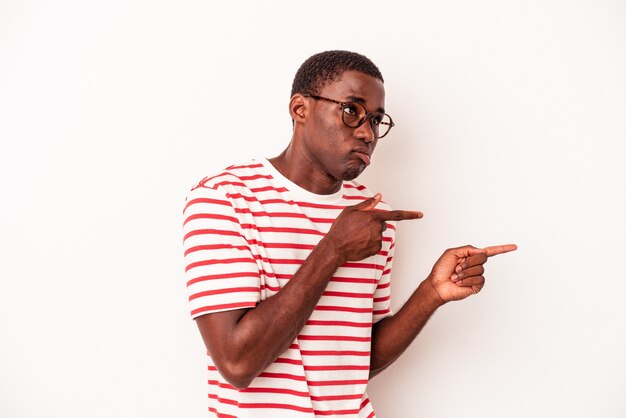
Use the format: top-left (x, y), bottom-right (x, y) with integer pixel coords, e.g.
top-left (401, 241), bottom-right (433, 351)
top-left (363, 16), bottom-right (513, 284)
top-left (326, 193), bottom-right (423, 263)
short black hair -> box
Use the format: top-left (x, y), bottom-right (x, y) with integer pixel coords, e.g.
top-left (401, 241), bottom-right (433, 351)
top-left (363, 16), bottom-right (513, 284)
top-left (290, 50), bottom-right (384, 98)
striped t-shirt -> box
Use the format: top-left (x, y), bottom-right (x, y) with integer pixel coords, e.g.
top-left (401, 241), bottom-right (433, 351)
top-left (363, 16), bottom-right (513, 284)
top-left (183, 158), bottom-right (396, 418)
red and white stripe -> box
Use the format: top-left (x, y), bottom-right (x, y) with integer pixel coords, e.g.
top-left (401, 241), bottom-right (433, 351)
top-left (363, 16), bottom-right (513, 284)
top-left (183, 159), bottom-right (396, 417)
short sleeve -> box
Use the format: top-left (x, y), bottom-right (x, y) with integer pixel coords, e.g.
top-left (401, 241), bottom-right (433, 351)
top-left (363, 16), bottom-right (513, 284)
top-left (372, 237), bottom-right (395, 323)
top-left (182, 184), bottom-right (261, 319)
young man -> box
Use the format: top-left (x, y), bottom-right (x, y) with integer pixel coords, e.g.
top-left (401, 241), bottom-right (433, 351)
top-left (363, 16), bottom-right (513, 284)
top-left (182, 50), bottom-right (516, 417)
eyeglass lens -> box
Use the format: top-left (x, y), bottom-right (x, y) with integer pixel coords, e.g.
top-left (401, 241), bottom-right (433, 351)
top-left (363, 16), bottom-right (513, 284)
top-left (341, 102), bottom-right (392, 138)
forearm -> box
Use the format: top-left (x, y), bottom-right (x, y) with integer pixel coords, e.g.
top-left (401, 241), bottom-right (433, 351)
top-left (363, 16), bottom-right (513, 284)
top-left (205, 236), bottom-right (345, 387)
top-left (369, 277), bottom-right (444, 378)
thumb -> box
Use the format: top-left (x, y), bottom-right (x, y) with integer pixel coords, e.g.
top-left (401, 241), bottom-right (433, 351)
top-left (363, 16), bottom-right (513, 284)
top-left (353, 193), bottom-right (382, 211)
top-left (446, 245), bottom-right (484, 258)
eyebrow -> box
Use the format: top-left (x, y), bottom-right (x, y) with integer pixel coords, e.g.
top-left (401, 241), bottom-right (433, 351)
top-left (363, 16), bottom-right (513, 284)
top-left (346, 95), bottom-right (385, 114)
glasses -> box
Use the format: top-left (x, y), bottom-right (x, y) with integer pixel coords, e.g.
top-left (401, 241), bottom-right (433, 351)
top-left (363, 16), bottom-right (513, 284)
top-left (304, 94), bottom-right (395, 139)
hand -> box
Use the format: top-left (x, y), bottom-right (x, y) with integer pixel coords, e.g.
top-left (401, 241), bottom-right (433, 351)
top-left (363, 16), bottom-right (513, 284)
top-left (427, 244), bottom-right (518, 303)
top-left (325, 193), bottom-right (423, 263)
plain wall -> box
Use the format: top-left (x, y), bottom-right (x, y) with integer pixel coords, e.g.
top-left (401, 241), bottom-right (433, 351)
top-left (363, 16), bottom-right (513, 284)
top-left (1, 1), bottom-right (625, 417)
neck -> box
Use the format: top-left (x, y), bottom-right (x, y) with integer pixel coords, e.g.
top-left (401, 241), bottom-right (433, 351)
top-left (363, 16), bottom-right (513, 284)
top-left (268, 141), bottom-right (342, 195)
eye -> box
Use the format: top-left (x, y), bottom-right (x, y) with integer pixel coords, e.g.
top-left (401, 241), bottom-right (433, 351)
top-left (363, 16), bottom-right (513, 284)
top-left (342, 104), bottom-right (358, 116)
top-left (372, 115), bottom-right (383, 126)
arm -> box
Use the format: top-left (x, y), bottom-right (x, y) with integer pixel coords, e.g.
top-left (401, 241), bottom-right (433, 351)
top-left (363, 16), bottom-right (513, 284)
top-left (369, 244), bottom-right (518, 378)
top-left (195, 237), bottom-right (343, 389)
top-left (369, 279), bottom-right (442, 378)
top-left (193, 194), bottom-right (422, 389)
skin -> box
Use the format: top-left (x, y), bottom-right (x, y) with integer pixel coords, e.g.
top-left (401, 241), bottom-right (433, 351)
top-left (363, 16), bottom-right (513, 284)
top-left (195, 70), bottom-right (517, 388)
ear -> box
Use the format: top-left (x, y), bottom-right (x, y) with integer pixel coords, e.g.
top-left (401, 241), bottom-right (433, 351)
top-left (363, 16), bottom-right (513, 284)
top-left (289, 94), bottom-right (308, 124)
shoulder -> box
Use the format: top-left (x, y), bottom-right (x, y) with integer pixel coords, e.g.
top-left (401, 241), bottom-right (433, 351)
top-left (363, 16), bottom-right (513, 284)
top-left (190, 159), bottom-right (268, 191)
top-left (185, 158), bottom-right (274, 199)
top-left (183, 159), bottom-right (271, 214)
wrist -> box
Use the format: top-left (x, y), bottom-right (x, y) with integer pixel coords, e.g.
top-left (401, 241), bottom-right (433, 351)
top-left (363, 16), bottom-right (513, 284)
top-left (419, 276), bottom-right (446, 310)
top-left (316, 235), bottom-right (347, 267)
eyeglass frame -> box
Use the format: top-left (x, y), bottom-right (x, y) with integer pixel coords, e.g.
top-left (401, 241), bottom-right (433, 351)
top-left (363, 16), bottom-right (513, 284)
top-left (302, 94), bottom-right (395, 139)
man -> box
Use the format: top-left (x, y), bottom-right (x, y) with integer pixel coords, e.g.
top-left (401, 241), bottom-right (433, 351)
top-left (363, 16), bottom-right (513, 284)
top-left (182, 50), bottom-right (516, 417)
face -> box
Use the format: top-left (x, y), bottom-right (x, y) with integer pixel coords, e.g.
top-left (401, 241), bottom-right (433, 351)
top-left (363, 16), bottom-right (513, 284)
top-left (301, 70), bottom-right (386, 182)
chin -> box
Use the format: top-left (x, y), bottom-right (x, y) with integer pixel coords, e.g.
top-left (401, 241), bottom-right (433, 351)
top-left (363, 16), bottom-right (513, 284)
top-left (341, 163), bottom-right (366, 181)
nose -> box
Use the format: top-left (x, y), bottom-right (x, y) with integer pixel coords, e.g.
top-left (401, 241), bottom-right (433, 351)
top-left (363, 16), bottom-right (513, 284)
top-left (354, 118), bottom-right (376, 143)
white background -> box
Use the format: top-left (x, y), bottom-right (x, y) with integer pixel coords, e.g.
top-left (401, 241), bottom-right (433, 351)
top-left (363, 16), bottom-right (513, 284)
top-left (1, 1), bottom-right (625, 417)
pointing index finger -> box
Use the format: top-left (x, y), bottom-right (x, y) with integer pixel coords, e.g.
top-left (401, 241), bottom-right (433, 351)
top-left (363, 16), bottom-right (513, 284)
top-left (481, 244), bottom-right (518, 257)
top-left (378, 209), bottom-right (424, 221)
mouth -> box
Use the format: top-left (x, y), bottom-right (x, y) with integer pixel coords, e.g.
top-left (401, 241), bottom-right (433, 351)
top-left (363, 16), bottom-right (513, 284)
top-left (353, 150), bottom-right (371, 166)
